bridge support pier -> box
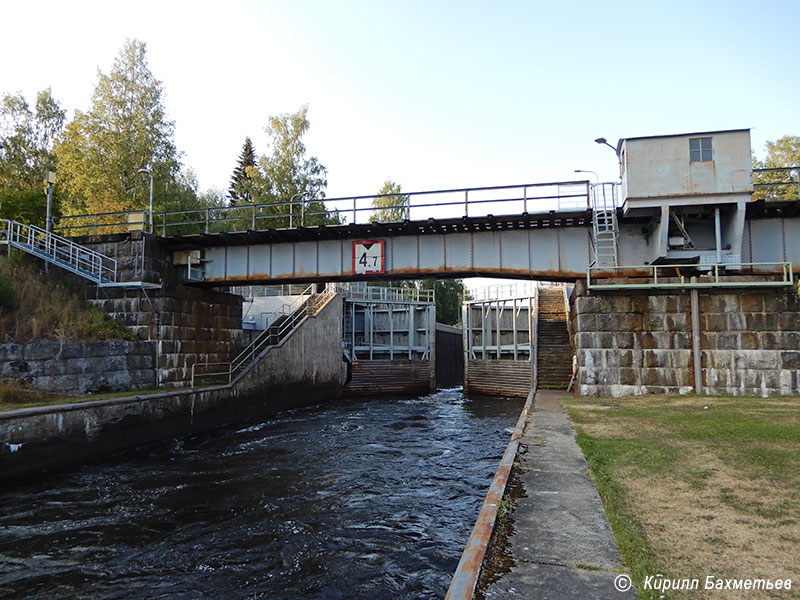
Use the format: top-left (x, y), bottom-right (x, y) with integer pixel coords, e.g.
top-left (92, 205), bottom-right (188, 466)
top-left (571, 281), bottom-right (800, 397)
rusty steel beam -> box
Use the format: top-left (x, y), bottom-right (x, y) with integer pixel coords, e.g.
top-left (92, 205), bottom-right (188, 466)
top-left (445, 388), bottom-right (535, 600)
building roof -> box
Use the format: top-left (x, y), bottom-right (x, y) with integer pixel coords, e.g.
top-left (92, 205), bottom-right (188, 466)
top-left (622, 128), bottom-right (750, 143)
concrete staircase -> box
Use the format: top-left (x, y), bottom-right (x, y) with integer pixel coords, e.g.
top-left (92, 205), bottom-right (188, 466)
top-left (537, 288), bottom-right (573, 389)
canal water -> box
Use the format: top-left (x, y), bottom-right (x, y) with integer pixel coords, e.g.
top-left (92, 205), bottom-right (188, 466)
top-left (0, 389), bottom-right (522, 599)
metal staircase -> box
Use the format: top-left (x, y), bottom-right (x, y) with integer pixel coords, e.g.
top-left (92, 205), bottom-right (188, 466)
top-left (191, 283), bottom-right (337, 386)
top-left (1, 220), bottom-right (160, 289)
top-left (1, 220), bottom-right (118, 285)
top-left (590, 183), bottom-right (620, 267)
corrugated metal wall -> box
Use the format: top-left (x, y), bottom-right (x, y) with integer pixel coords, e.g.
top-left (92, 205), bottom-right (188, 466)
top-left (465, 359), bottom-right (532, 398)
top-left (345, 360), bottom-right (433, 396)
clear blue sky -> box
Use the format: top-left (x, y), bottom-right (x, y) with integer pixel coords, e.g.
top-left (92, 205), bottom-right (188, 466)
top-left (3, 0), bottom-right (798, 199)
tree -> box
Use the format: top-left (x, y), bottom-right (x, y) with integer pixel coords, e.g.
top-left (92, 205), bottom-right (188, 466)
top-left (251, 105), bottom-right (332, 227)
top-left (420, 279), bottom-right (470, 326)
top-left (371, 179), bottom-right (409, 222)
top-left (0, 88), bottom-right (65, 225)
top-left (228, 137), bottom-right (257, 205)
top-left (55, 39), bottom-right (181, 216)
top-left (753, 135), bottom-right (800, 202)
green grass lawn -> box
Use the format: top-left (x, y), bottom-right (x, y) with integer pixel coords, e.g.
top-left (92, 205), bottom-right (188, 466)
top-left (0, 385), bottom-right (166, 413)
top-left (564, 395), bottom-right (800, 600)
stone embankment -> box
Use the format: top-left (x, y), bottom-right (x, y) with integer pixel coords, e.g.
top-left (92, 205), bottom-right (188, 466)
top-left (571, 281), bottom-right (800, 396)
top-left (0, 340), bottom-right (155, 394)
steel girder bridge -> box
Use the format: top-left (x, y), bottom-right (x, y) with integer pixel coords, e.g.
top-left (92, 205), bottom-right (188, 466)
top-left (52, 177), bottom-right (800, 289)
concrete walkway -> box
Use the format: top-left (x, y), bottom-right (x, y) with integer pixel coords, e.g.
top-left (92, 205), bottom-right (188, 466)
top-left (483, 390), bottom-right (637, 599)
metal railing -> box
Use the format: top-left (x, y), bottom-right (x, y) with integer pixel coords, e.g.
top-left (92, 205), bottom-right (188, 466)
top-left (337, 282), bottom-right (435, 303)
top-left (753, 166), bottom-right (800, 202)
top-left (53, 210), bottom-right (151, 236)
top-left (232, 283), bottom-right (318, 299)
top-left (190, 283), bottom-right (335, 386)
top-left (1, 220), bottom-right (117, 285)
top-left (587, 262), bottom-right (794, 289)
top-left (468, 281), bottom-right (540, 302)
top-left (52, 180), bottom-right (591, 238)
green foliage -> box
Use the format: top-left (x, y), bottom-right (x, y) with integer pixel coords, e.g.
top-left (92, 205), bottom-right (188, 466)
top-left (55, 39), bottom-right (181, 216)
top-left (371, 179), bottom-right (409, 222)
top-left (0, 88), bottom-right (65, 226)
top-left (249, 105), bottom-right (337, 228)
top-left (753, 135), bottom-right (800, 202)
top-left (228, 137), bottom-right (257, 205)
top-left (421, 279), bottom-right (470, 325)
top-left (0, 255), bottom-right (134, 342)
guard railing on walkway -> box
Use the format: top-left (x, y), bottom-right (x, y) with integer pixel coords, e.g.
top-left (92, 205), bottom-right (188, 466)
top-left (0, 220), bottom-right (118, 285)
top-left (587, 261), bottom-right (794, 289)
top-left (336, 282), bottom-right (435, 303)
top-left (52, 181), bottom-right (592, 237)
top-left (190, 283), bottom-right (336, 386)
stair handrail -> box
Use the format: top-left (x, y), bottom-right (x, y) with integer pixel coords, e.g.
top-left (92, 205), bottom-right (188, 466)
top-left (2, 219), bottom-right (118, 284)
top-left (190, 283), bottom-right (337, 387)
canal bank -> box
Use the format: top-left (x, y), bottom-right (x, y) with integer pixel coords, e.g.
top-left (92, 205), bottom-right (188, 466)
top-left (473, 390), bottom-right (635, 599)
top-left (0, 293), bottom-right (345, 481)
top-left (0, 390), bottom-right (521, 600)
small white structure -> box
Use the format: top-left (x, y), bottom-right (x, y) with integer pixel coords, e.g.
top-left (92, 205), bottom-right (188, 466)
top-left (619, 129), bottom-right (752, 265)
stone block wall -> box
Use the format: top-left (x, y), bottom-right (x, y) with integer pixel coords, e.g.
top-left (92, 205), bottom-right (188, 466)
top-left (0, 340), bottom-right (155, 394)
top-left (69, 232), bottom-right (246, 387)
top-left (92, 284), bottom-right (244, 386)
top-left (74, 232), bottom-right (167, 285)
top-left (571, 280), bottom-right (800, 397)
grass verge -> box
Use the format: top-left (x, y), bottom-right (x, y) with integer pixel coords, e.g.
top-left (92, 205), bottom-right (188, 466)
top-left (564, 395), bottom-right (800, 600)
top-left (0, 384), bottom-right (166, 413)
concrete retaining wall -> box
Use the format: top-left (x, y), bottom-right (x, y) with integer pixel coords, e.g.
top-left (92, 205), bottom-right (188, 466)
top-left (572, 281), bottom-right (800, 397)
top-left (0, 340), bottom-right (155, 394)
top-left (0, 294), bottom-right (345, 481)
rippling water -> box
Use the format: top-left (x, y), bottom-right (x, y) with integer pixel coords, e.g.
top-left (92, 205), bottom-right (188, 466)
top-left (0, 389), bottom-right (522, 599)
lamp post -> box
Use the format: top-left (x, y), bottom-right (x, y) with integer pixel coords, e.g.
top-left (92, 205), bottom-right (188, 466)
top-left (594, 137), bottom-right (620, 155)
top-left (137, 168), bottom-right (153, 233)
top-left (574, 169), bottom-right (599, 184)
top-left (44, 171), bottom-right (56, 272)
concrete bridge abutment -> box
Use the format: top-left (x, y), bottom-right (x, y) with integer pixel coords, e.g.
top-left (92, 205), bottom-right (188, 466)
top-left (571, 280), bottom-right (800, 397)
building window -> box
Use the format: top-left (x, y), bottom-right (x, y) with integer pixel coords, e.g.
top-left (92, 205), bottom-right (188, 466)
top-left (690, 137), bottom-right (712, 162)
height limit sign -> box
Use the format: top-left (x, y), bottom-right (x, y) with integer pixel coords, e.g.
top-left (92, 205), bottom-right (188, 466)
top-left (352, 240), bottom-right (385, 275)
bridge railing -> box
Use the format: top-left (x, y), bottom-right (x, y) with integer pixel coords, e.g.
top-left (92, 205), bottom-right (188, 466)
top-left (587, 261), bottom-right (794, 290)
top-left (753, 167), bottom-right (800, 202)
top-left (51, 181), bottom-right (591, 238)
top-left (53, 210), bottom-right (151, 236)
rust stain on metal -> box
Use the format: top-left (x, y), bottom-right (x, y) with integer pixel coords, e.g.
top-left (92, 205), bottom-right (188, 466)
top-left (445, 389), bottom-right (535, 600)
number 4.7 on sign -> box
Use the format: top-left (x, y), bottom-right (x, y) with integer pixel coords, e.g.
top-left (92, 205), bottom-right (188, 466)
top-left (352, 240), bottom-right (385, 274)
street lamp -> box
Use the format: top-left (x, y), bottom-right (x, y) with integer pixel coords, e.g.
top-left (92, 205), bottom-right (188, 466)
top-left (574, 169), bottom-right (599, 184)
top-left (594, 137), bottom-right (619, 155)
top-left (137, 168), bottom-right (153, 233)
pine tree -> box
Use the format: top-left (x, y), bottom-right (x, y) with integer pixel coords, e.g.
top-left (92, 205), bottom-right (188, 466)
top-left (228, 137), bottom-right (257, 205)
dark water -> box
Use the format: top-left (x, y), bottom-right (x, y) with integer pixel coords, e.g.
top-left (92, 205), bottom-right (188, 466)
top-left (0, 389), bottom-right (522, 600)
